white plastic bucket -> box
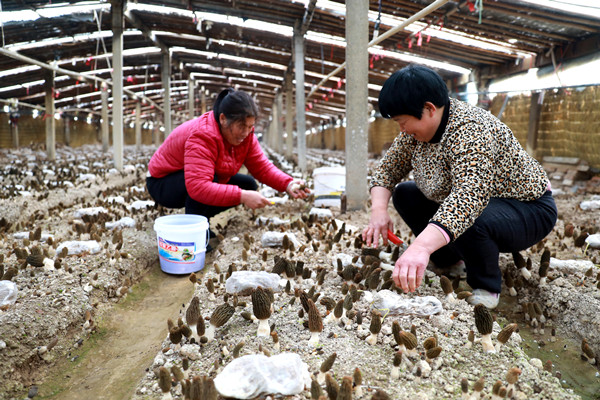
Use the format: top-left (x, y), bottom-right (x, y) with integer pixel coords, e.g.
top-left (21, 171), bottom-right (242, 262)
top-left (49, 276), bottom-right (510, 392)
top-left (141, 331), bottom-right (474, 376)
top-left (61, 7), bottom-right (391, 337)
top-left (313, 167), bottom-right (346, 208)
top-left (153, 214), bottom-right (209, 274)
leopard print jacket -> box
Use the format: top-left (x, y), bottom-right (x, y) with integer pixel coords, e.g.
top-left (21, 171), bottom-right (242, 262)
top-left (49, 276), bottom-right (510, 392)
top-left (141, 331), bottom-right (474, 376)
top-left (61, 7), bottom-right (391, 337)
top-left (370, 98), bottom-right (549, 241)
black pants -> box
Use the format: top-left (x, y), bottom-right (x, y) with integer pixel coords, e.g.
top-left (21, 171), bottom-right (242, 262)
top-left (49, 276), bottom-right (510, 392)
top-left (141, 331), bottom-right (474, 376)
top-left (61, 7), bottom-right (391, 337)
top-left (146, 171), bottom-right (258, 219)
top-left (392, 181), bottom-right (557, 293)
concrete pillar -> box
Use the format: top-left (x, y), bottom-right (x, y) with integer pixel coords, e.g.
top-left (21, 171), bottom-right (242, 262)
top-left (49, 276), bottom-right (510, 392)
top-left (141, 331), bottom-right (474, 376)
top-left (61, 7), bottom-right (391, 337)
top-left (64, 117), bottom-right (70, 147)
top-left (44, 70), bottom-right (56, 160)
top-left (153, 125), bottom-right (159, 145)
top-left (188, 77), bottom-right (195, 119)
top-left (135, 100), bottom-right (142, 149)
top-left (345, 0), bottom-right (369, 210)
top-left (294, 26), bottom-right (307, 173)
top-left (284, 74), bottom-right (294, 160)
top-left (111, 0), bottom-right (124, 170)
top-left (10, 117), bottom-right (18, 148)
top-left (101, 82), bottom-right (109, 152)
top-left (275, 91), bottom-right (284, 154)
top-left (271, 100), bottom-right (278, 151)
top-left (201, 87), bottom-right (207, 114)
top-left (162, 51), bottom-right (172, 136)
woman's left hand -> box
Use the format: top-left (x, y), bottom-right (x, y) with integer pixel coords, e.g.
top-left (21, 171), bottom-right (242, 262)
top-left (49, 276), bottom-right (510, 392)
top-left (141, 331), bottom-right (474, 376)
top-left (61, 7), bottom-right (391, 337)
top-left (286, 180), bottom-right (311, 199)
top-left (392, 244), bottom-right (431, 293)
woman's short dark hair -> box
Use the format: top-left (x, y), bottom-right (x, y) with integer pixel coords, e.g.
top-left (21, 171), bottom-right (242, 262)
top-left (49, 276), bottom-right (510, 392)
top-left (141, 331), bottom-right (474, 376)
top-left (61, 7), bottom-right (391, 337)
top-left (213, 88), bottom-right (259, 127)
top-left (378, 64), bottom-right (449, 119)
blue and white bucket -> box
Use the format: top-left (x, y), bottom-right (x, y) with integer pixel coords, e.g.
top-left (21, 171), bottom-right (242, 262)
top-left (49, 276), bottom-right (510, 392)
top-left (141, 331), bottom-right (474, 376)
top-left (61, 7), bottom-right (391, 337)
top-left (153, 214), bottom-right (209, 274)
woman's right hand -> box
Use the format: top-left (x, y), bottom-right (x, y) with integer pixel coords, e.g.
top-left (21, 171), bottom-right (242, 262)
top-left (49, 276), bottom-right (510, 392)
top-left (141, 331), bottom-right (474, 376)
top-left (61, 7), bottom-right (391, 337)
top-left (362, 208), bottom-right (393, 248)
top-left (241, 190), bottom-right (271, 209)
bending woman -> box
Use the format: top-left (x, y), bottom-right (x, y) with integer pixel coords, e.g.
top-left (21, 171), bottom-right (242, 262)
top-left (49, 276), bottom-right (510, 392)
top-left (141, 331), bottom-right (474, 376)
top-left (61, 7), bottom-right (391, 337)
top-left (147, 88), bottom-right (308, 247)
top-left (362, 65), bottom-right (557, 308)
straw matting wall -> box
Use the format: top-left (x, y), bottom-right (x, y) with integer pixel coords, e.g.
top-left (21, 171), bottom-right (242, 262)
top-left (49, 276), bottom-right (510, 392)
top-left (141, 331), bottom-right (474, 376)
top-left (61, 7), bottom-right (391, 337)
top-left (0, 115), bottom-right (155, 149)
top-left (489, 86), bottom-right (600, 167)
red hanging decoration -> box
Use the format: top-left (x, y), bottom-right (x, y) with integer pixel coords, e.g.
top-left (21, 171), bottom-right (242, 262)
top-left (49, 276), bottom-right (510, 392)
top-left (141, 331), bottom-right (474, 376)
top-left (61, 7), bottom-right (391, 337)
top-left (417, 32), bottom-right (422, 47)
top-left (467, 0), bottom-right (475, 12)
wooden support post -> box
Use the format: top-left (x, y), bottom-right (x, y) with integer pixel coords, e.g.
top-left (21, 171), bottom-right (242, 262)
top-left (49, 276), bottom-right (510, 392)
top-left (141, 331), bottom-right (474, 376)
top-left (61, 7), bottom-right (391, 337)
top-left (44, 70), bottom-right (56, 160)
top-left (526, 91), bottom-right (544, 158)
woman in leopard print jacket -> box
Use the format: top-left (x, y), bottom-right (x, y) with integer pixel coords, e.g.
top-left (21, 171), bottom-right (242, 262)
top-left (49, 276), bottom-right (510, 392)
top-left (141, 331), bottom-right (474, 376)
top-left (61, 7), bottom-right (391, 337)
top-left (362, 65), bottom-right (557, 309)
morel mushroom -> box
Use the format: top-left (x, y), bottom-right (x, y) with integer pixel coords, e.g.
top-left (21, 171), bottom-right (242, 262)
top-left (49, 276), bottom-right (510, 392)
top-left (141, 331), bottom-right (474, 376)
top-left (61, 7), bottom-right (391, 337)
top-left (337, 376), bottom-right (353, 400)
top-left (397, 330), bottom-right (419, 357)
top-left (512, 252), bottom-right (531, 279)
top-left (495, 323), bottom-right (518, 352)
top-left (205, 303), bottom-right (235, 342)
top-left (307, 299), bottom-right (323, 346)
top-left (470, 376), bottom-right (485, 400)
top-left (391, 351), bottom-right (402, 379)
top-left (440, 275), bottom-right (456, 302)
top-left (425, 346), bottom-right (442, 363)
top-left (185, 296), bottom-right (201, 339)
top-left (366, 310), bottom-right (382, 345)
top-left (505, 367), bottom-right (521, 396)
top-left (158, 366), bottom-right (173, 400)
top-left (504, 271), bottom-right (517, 297)
top-left (324, 373), bottom-right (338, 400)
top-left (353, 367), bottom-right (363, 397)
top-left (582, 339), bottom-right (597, 365)
top-left (474, 304), bottom-right (495, 353)
top-left (252, 287), bottom-right (272, 337)
top-left (539, 248), bottom-right (550, 285)
top-left (317, 352), bottom-right (336, 384)
top-left (460, 377), bottom-right (469, 400)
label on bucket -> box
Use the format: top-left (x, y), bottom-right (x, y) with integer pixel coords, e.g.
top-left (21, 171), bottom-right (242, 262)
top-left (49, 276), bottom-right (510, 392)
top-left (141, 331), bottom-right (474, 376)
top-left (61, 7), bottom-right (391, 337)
top-left (157, 237), bottom-right (196, 264)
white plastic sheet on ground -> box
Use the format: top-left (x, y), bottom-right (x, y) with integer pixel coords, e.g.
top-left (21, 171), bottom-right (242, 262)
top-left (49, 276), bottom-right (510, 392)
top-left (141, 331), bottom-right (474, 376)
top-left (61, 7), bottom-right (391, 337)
top-left (549, 257), bottom-right (595, 274)
top-left (261, 231), bottom-right (301, 249)
top-left (105, 217), bottom-right (136, 230)
top-left (585, 233), bottom-right (600, 249)
top-left (214, 353), bottom-right (310, 399)
top-left (225, 271), bottom-right (281, 294)
top-left (73, 207), bottom-right (108, 218)
top-left (372, 289), bottom-right (443, 316)
top-left (580, 195), bottom-right (600, 210)
top-left (0, 281), bottom-right (18, 309)
top-left (56, 240), bottom-right (102, 255)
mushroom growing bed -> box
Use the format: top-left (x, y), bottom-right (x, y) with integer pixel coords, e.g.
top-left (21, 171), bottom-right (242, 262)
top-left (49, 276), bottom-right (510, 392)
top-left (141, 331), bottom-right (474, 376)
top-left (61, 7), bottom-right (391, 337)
top-left (0, 145), bottom-right (599, 399)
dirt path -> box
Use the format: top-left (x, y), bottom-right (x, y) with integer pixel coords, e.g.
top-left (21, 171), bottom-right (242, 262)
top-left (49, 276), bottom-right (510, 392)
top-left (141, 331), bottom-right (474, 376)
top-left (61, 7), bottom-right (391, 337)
top-left (37, 264), bottom-right (194, 400)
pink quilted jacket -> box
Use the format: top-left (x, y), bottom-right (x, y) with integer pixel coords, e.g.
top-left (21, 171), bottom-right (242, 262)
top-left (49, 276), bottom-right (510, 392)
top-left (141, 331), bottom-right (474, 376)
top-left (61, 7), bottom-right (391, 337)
top-left (148, 111), bottom-right (292, 206)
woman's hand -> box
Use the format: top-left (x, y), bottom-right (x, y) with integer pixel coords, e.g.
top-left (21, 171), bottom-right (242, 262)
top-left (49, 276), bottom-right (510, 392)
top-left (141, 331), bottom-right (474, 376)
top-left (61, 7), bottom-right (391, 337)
top-left (362, 208), bottom-right (393, 248)
top-left (240, 190), bottom-right (271, 209)
top-left (392, 244), bottom-right (430, 293)
top-left (286, 180), bottom-right (311, 199)
top-left (362, 186), bottom-right (394, 248)
top-left (392, 224), bottom-right (449, 293)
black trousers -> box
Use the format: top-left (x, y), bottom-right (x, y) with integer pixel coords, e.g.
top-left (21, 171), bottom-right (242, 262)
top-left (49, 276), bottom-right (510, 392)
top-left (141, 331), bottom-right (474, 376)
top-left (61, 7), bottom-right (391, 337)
top-left (392, 181), bottom-right (557, 293)
top-left (146, 171), bottom-right (258, 219)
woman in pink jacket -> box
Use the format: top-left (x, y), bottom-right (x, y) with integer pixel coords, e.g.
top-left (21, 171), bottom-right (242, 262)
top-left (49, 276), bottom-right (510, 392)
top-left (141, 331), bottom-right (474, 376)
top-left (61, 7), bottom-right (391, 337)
top-left (147, 88), bottom-right (308, 248)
